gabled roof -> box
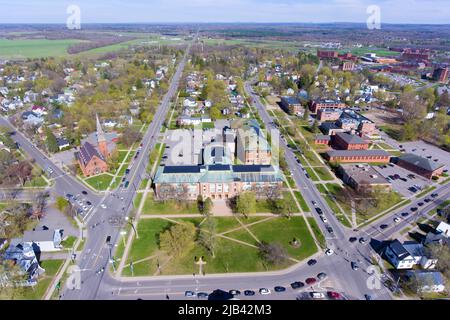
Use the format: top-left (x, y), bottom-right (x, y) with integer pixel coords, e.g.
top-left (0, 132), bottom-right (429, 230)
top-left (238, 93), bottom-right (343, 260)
top-left (76, 142), bottom-right (105, 166)
top-left (399, 153), bottom-right (444, 172)
top-left (388, 240), bottom-right (410, 260)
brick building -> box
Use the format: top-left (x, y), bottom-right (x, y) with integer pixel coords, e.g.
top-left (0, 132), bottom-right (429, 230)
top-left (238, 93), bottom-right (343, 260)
top-left (310, 99), bottom-right (347, 114)
top-left (325, 150), bottom-right (391, 164)
top-left (338, 164), bottom-right (392, 193)
top-left (317, 108), bottom-right (342, 122)
top-left (154, 164), bottom-right (284, 200)
top-left (236, 120), bottom-right (272, 165)
top-left (396, 154), bottom-right (445, 180)
top-left (279, 96), bottom-right (304, 115)
top-left (317, 50), bottom-right (338, 59)
top-left (331, 132), bottom-right (369, 150)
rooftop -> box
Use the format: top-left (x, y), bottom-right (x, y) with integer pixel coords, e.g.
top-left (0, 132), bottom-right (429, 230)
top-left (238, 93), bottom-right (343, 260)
top-left (335, 132), bottom-right (368, 145)
top-left (327, 149), bottom-right (390, 158)
top-left (398, 153), bottom-right (445, 172)
top-left (340, 164), bottom-right (391, 185)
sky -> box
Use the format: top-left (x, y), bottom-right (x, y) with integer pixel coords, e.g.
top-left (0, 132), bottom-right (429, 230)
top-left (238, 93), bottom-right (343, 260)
top-left (0, 0), bottom-right (449, 24)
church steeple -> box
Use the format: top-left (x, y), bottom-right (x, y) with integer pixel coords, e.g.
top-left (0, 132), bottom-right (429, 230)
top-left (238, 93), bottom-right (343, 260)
top-left (96, 114), bottom-right (108, 159)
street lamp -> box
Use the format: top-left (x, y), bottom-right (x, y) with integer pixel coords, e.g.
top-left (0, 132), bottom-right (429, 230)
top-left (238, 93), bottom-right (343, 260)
top-left (125, 216), bottom-right (139, 239)
top-left (120, 230), bottom-right (127, 248)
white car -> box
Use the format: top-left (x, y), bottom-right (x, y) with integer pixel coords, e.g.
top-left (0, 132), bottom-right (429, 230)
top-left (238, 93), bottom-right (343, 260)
top-left (325, 249), bottom-right (334, 256)
top-left (394, 217), bottom-right (401, 223)
top-left (101, 204), bottom-right (107, 209)
top-left (259, 288), bottom-right (271, 295)
top-left (321, 216), bottom-right (328, 223)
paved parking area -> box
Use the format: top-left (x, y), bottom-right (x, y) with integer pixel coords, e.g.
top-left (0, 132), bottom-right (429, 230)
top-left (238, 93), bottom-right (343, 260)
top-left (373, 164), bottom-right (432, 197)
top-left (399, 141), bottom-right (450, 171)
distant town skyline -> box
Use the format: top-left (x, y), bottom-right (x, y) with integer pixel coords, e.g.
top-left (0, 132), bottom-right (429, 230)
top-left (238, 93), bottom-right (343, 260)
top-left (0, 0), bottom-right (449, 24)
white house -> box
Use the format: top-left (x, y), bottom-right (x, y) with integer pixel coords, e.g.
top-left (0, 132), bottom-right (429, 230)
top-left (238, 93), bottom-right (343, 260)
top-left (436, 222), bottom-right (450, 237)
top-left (384, 240), bottom-right (438, 270)
top-left (183, 97), bottom-right (198, 108)
top-left (22, 229), bottom-right (63, 252)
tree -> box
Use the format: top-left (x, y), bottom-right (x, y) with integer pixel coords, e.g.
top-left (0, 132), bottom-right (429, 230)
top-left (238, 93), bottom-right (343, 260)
top-left (210, 106), bottom-right (221, 120)
top-left (258, 242), bottom-right (288, 266)
top-left (197, 217), bottom-right (217, 258)
top-left (400, 91), bottom-right (426, 122)
top-left (159, 222), bottom-right (196, 257)
top-left (425, 243), bottom-right (450, 280)
top-left (302, 107), bottom-right (310, 121)
top-left (45, 127), bottom-right (59, 153)
top-left (235, 192), bottom-right (256, 217)
top-left (55, 196), bottom-right (69, 212)
top-left (311, 119), bottom-right (319, 134)
top-left (0, 260), bottom-right (27, 298)
top-left (120, 126), bottom-right (143, 148)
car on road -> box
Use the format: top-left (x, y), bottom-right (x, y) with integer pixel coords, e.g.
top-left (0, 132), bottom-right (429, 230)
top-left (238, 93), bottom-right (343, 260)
top-left (394, 217), bottom-right (401, 223)
top-left (317, 273), bottom-right (327, 280)
top-left (86, 201), bottom-right (92, 206)
top-left (321, 216), bottom-right (328, 223)
top-left (380, 224), bottom-right (389, 230)
top-left (259, 288), bottom-right (271, 295)
top-left (124, 181), bottom-right (130, 188)
top-left (307, 259), bottom-right (317, 266)
top-left (197, 292), bottom-right (209, 298)
top-left (364, 294), bottom-right (373, 300)
top-left (349, 237), bottom-right (358, 243)
top-left (359, 237), bottom-right (367, 245)
top-left (315, 208), bottom-right (323, 215)
top-left (327, 291), bottom-right (341, 300)
top-left (401, 212), bottom-right (409, 217)
top-left (185, 291), bottom-right (196, 297)
top-left (229, 290), bottom-right (241, 296)
top-left (418, 202), bottom-right (424, 207)
top-left (305, 278), bottom-right (317, 285)
top-left (305, 173), bottom-right (311, 179)
top-left (312, 201), bottom-right (318, 206)
top-left (431, 193), bottom-right (439, 198)
top-left (351, 262), bottom-right (359, 271)
top-left (106, 236), bottom-right (111, 244)
top-left (274, 286), bottom-right (286, 293)
top-left (325, 249), bottom-right (334, 256)
top-left (244, 290), bottom-right (255, 296)
top-left (291, 282), bottom-right (305, 290)
top-left (47, 167), bottom-right (54, 175)
top-left (82, 191), bottom-right (88, 195)
top-left (326, 226), bottom-right (334, 235)
top-left (424, 198), bottom-right (431, 203)
top-left (411, 207), bottom-right (418, 212)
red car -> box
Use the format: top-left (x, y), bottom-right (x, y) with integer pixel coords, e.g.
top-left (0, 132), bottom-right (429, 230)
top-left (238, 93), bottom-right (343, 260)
top-left (305, 278), bottom-right (317, 285)
top-left (327, 291), bottom-right (341, 300)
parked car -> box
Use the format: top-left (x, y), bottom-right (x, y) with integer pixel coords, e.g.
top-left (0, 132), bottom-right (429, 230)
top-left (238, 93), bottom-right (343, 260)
top-left (310, 292), bottom-right (325, 299)
top-left (394, 217), bottom-right (400, 223)
top-left (185, 291), bottom-right (196, 297)
top-left (418, 202), bottom-right (424, 207)
top-left (307, 259), bottom-right (317, 266)
top-left (229, 290), bottom-right (241, 296)
top-left (291, 282), bottom-right (305, 290)
top-left (351, 262), bottom-right (359, 271)
top-left (82, 191), bottom-right (88, 195)
top-left (349, 237), bottom-right (358, 243)
top-left (380, 224), bottom-right (389, 230)
top-left (244, 290), bottom-right (255, 296)
top-left (197, 292), bottom-right (209, 298)
top-left (274, 286), bottom-right (286, 293)
top-left (317, 273), bottom-right (327, 280)
top-left (325, 249), bottom-right (334, 256)
top-left (327, 291), bottom-right (341, 300)
top-left (259, 288), bottom-right (271, 295)
top-left (321, 216), bottom-right (328, 223)
top-left (305, 278), bottom-right (317, 285)
top-left (401, 212), bottom-right (409, 217)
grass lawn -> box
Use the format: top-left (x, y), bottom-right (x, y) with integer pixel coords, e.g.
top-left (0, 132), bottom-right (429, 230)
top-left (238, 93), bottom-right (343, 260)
top-left (294, 191), bottom-right (311, 212)
top-left (24, 176), bottom-right (49, 188)
top-left (307, 217), bottom-right (326, 249)
top-left (118, 150), bottom-right (130, 164)
top-left (0, 39), bottom-right (82, 59)
top-left (314, 167), bottom-right (334, 181)
top-left (316, 184), bottom-right (327, 194)
top-left (122, 216), bottom-right (317, 276)
top-left (141, 194), bottom-right (200, 215)
top-left (134, 193), bottom-right (143, 209)
top-left (85, 174), bottom-right (114, 191)
top-left (202, 122), bottom-right (215, 129)
top-left (248, 217), bottom-right (317, 260)
top-left (305, 167), bottom-right (319, 181)
top-left (61, 236), bottom-right (77, 249)
top-left (1, 259), bottom-right (65, 300)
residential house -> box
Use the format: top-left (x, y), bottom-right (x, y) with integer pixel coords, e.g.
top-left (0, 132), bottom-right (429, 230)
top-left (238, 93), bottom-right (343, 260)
top-left (22, 229), bottom-right (63, 252)
top-left (384, 240), bottom-right (438, 270)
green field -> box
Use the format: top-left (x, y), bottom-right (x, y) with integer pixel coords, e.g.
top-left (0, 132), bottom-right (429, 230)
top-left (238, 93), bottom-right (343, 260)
top-left (0, 39), bottom-right (83, 59)
top-left (84, 174), bottom-right (114, 191)
top-left (122, 216), bottom-right (317, 276)
top-left (141, 194), bottom-right (200, 215)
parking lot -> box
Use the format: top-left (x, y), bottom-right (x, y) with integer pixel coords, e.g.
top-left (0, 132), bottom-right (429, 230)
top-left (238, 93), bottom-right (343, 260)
top-left (399, 141), bottom-right (450, 171)
top-left (374, 164), bottom-right (432, 197)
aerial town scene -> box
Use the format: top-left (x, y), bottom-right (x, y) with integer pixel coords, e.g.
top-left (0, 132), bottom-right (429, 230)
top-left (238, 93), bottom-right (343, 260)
top-left (0, 0), bottom-right (449, 308)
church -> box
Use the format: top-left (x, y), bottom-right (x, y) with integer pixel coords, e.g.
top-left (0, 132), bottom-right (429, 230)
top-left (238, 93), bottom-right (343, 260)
top-left (75, 115), bottom-right (110, 177)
